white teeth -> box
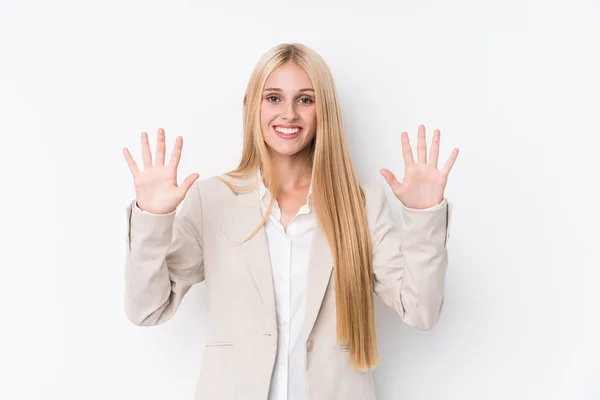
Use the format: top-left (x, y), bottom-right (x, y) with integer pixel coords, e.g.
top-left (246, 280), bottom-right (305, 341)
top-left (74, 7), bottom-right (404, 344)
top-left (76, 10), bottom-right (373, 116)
top-left (275, 127), bottom-right (300, 135)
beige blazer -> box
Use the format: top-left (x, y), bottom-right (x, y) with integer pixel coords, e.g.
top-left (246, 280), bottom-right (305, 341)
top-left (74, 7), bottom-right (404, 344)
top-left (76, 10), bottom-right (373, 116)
top-left (124, 173), bottom-right (452, 400)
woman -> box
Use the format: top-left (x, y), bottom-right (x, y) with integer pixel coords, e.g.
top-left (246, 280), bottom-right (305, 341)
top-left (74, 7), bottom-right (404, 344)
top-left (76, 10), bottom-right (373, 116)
top-left (122, 43), bottom-right (458, 400)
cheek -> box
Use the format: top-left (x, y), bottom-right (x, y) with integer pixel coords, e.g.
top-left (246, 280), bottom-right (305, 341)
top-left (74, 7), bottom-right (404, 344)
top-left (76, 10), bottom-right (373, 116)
top-left (260, 103), bottom-right (273, 126)
top-left (300, 107), bottom-right (317, 127)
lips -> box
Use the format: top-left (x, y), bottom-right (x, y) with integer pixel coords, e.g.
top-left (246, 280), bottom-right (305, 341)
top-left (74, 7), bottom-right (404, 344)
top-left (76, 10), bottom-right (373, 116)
top-left (273, 125), bottom-right (302, 140)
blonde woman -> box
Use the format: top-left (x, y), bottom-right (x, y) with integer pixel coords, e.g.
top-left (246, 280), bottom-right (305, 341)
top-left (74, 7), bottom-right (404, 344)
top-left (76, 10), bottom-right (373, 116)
top-left (123, 43), bottom-right (459, 400)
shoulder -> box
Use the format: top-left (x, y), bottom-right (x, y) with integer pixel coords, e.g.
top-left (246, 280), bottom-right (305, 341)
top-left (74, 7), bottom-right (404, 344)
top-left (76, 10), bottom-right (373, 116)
top-left (192, 172), bottom-right (256, 201)
top-left (358, 180), bottom-right (396, 233)
top-left (359, 180), bottom-right (388, 209)
top-left (194, 175), bottom-right (230, 197)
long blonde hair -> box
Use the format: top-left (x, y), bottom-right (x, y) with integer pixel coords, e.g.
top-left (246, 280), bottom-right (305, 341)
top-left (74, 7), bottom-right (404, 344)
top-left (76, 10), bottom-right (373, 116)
top-left (220, 43), bottom-right (377, 370)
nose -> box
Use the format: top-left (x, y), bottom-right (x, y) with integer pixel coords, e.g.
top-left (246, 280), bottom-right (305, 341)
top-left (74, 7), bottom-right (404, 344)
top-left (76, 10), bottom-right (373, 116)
top-left (281, 100), bottom-right (299, 121)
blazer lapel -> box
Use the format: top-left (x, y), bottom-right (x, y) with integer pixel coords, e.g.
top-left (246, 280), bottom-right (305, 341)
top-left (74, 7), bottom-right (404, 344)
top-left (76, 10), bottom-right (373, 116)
top-left (217, 175), bottom-right (277, 330)
top-left (302, 223), bottom-right (333, 341)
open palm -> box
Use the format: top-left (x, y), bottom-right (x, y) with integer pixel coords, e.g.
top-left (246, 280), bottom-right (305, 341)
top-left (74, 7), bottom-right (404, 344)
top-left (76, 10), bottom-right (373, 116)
top-left (123, 128), bottom-right (199, 215)
top-left (380, 125), bottom-right (459, 209)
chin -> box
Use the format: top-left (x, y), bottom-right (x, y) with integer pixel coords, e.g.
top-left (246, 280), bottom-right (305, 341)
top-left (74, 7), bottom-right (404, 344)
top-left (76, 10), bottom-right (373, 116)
top-left (267, 143), bottom-right (306, 156)
top-left (263, 133), bottom-right (306, 155)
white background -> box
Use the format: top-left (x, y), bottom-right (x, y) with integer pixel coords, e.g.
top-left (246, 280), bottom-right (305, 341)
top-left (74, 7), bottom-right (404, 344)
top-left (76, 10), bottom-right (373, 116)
top-left (1, 0), bottom-right (599, 399)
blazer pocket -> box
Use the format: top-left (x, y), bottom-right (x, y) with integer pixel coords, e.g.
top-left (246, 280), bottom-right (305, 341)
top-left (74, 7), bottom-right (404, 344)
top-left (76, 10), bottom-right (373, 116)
top-left (205, 341), bottom-right (234, 348)
top-left (199, 341), bottom-right (236, 399)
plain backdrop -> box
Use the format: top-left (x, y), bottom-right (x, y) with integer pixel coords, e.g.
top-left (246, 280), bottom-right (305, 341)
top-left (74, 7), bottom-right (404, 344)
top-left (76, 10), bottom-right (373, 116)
top-left (1, 0), bottom-right (599, 399)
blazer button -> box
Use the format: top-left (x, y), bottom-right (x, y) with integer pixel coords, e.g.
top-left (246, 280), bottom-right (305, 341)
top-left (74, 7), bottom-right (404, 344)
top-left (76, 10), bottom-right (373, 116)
top-left (306, 338), bottom-right (313, 352)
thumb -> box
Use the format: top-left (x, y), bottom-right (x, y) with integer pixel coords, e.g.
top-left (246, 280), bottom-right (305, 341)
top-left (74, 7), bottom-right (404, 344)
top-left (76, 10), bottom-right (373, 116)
top-left (380, 168), bottom-right (403, 193)
top-left (179, 173), bottom-right (200, 196)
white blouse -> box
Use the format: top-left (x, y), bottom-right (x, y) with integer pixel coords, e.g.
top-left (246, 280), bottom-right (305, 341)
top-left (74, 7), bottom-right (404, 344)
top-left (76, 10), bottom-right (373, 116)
top-left (257, 173), bottom-right (314, 400)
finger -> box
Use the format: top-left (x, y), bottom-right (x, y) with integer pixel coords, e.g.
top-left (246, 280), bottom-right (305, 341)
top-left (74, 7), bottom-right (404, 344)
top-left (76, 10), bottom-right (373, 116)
top-left (429, 129), bottom-right (441, 168)
top-left (141, 132), bottom-right (153, 168)
top-left (417, 125), bottom-right (427, 164)
top-left (441, 148), bottom-right (459, 177)
top-left (178, 173), bottom-right (200, 196)
top-left (123, 147), bottom-right (140, 177)
top-left (380, 168), bottom-right (403, 194)
top-left (401, 131), bottom-right (415, 166)
top-left (155, 128), bottom-right (166, 166)
top-left (168, 136), bottom-right (184, 169)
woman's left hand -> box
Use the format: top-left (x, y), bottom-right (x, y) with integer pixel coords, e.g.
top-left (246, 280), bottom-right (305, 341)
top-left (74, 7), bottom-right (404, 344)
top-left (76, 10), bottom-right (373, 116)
top-left (380, 125), bottom-right (459, 210)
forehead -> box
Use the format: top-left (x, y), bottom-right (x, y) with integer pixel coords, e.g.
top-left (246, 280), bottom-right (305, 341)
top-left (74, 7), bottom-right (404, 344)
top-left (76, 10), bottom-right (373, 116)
top-left (264, 61), bottom-right (313, 90)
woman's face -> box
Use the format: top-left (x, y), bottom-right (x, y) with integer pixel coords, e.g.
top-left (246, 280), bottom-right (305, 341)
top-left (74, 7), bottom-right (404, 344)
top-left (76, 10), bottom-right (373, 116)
top-left (260, 61), bottom-right (317, 157)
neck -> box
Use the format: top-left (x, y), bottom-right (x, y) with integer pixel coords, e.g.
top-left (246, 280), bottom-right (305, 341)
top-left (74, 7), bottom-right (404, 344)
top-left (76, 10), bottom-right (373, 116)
top-left (266, 146), bottom-right (313, 191)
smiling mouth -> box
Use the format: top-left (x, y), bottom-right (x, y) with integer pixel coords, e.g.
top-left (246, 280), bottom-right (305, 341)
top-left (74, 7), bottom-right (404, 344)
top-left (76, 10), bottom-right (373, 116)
top-left (274, 126), bottom-right (302, 135)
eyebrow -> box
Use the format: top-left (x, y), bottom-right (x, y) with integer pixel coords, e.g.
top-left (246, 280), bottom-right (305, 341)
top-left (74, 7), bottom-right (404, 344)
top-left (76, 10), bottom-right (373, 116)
top-left (263, 88), bottom-right (315, 93)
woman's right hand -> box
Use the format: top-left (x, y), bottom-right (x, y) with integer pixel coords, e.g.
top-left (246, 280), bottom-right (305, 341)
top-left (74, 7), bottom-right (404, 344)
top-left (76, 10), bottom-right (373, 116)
top-left (123, 128), bottom-right (199, 215)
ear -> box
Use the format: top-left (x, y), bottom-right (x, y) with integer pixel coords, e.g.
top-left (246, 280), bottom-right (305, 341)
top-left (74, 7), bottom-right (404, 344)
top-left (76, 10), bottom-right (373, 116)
top-left (243, 95), bottom-right (247, 106)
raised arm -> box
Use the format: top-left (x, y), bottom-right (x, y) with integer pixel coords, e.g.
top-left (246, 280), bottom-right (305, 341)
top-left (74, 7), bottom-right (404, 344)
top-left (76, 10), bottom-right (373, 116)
top-left (374, 125), bottom-right (458, 329)
top-left (122, 128), bottom-right (203, 326)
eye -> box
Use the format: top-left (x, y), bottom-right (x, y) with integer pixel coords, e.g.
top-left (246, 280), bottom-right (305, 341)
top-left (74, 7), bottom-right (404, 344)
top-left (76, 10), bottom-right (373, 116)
top-left (266, 95), bottom-right (280, 103)
top-left (298, 97), bottom-right (314, 105)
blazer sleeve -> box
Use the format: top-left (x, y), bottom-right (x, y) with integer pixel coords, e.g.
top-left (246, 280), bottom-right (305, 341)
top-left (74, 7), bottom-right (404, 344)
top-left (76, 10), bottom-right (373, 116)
top-left (124, 181), bottom-right (205, 326)
top-left (366, 184), bottom-right (452, 330)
